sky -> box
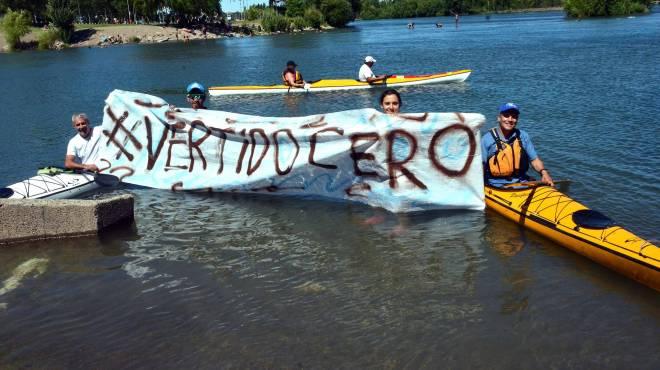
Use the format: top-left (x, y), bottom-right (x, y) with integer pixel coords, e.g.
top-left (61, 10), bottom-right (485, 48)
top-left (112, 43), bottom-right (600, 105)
top-left (222, 0), bottom-right (267, 13)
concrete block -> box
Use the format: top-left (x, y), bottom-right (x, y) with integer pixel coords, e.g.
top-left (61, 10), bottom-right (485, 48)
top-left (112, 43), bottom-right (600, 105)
top-left (0, 194), bottom-right (134, 245)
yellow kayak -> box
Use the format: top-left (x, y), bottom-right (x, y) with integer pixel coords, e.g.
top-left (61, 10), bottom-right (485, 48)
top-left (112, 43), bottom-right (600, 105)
top-left (485, 185), bottom-right (660, 291)
top-left (208, 69), bottom-right (471, 96)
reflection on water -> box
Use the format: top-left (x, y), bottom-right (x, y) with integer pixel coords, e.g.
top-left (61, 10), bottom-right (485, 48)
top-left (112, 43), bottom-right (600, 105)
top-left (2, 186), bottom-right (658, 368)
top-left (125, 189), bottom-right (487, 297)
top-left (485, 211), bottom-right (530, 315)
top-left (208, 82), bottom-right (472, 117)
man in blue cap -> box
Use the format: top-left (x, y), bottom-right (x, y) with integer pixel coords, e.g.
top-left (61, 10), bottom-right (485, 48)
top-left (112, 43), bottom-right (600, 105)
top-left (186, 82), bottom-right (207, 110)
top-left (481, 103), bottom-right (554, 187)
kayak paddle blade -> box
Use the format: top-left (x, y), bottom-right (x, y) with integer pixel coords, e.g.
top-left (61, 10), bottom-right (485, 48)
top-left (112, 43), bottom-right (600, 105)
top-left (0, 187), bottom-right (14, 198)
top-left (94, 174), bottom-right (120, 187)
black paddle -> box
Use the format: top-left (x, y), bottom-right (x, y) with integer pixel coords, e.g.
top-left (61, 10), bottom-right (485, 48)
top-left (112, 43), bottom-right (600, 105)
top-left (85, 172), bottom-right (120, 187)
top-left (503, 180), bottom-right (572, 191)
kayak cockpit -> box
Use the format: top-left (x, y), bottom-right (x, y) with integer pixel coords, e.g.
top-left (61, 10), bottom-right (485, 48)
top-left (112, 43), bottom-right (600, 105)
top-left (0, 187), bottom-right (14, 198)
top-left (572, 209), bottom-right (617, 230)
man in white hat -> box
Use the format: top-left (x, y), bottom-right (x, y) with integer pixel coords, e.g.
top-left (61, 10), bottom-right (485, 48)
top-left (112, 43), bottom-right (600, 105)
top-left (358, 56), bottom-right (388, 84)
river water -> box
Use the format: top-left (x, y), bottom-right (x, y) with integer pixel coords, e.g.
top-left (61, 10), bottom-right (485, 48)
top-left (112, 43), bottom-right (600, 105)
top-left (1, 10), bottom-right (659, 369)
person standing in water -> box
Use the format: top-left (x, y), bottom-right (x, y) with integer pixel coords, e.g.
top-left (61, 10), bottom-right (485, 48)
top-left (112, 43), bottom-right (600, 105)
top-left (186, 82), bottom-right (208, 110)
top-left (363, 89), bottom-right (407, 235)
top-left (380, 89), bottom-right (401, 115)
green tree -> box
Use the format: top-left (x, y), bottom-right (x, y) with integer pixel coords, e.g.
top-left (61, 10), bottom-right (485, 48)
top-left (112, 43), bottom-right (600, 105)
top-left (37, 28), bottom-right (59, 49)
top-left (303, 6), bottom-right (323, 28)
top-left (169, 0), bottom-right (219, 16)
top-left (261, 8), bottom-right (290, 32)
top-left (245, 4), bottom-right (265, 21)
top-left (0, 8), bottom-right (31, 50)
top-left (359, 0), bottom-right (381, 19)
top-left (417, 0), bottom-right (445, 16)
top-left (0, 1), bottom-right (48, 20)
top-left (46, 0), bottom-right (75, 43)
top-left (348, 0), bottom-right (361, 13)
top-left (132, 0), bottom-right (160, 22)
top-left (286, 0), bottom-right (306, 17)
top-left (563, 0), bottom-right (649, 17)
top-left (321, 0), bottom-right (353, 27)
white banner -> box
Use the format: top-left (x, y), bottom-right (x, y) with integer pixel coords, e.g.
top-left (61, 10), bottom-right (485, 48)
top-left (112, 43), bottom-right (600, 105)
top-left (96, 90), bottom-right (485, 212)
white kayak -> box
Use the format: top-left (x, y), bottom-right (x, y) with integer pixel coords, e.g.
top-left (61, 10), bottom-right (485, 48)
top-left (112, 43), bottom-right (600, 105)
top-left (0, 172), bottom-right (100, 200)
top-left (208, 69), bottom-right (472, 96)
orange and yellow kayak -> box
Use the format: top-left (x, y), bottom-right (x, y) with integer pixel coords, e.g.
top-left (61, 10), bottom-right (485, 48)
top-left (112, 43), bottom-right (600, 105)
top-left (208, 69), bottom-right (471, 96)
top-left (485, 185), bottom-right (660, 291)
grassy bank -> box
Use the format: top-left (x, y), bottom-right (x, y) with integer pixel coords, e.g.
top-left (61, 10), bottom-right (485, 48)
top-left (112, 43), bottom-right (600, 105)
top-left (0, 24), bottom-right (222, 52)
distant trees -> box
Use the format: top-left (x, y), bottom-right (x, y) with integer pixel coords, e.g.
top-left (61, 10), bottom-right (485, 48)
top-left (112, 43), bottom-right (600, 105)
top-left (46, 0), bottom-right (75, 43)
top-left (304, 7), bottom-right (324, 28)
top-left (0, 0), bottom-right (222, 25)
top-left (261, 7), bottom-right (290, 32)
top-left (356, 0), bottom-right (565, 19)
top-left (564, 0), bottom-right (651, 18)
top-left (286, 0), bottom-right (307, 17)
top-left (248, 4), bottom-right (326, 31)
top-left (356, 0), bottom-right (651, 19)
top-left (1, 0), bottom-right (652, 37)
top-left (245, 0), bottom-right (353, 29)
top-left (0, 1), bottom-right (47, 22)
top-left (246, 4), bottom-right (266, 21)
top-left (0, 8), bottom-right (31, 50)
top-left (321, 0), bottom-right (354, 27)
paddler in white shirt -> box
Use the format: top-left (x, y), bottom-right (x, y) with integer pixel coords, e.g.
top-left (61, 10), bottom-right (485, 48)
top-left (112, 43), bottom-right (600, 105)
top-left (358, 56), bottom-right (388, 84)
top-left (64, 113), bottom-right (101, 172)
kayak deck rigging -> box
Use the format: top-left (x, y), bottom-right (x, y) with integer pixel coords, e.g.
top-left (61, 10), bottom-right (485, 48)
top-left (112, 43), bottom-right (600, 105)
top-left (485, 184), bottom-right (659, 291)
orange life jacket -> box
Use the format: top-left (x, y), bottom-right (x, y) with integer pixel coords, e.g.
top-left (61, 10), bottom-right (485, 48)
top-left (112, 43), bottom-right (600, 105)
top-left (487, 128), bottom-right (524, 178)
top-left (282, 70), bottom-right (303, 85)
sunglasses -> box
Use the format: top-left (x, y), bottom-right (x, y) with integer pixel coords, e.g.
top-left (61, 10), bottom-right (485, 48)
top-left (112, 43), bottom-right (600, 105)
top-left (187, 94), bottom-right (205, 100)
top-left (500, 112), bottom-right (519, 118)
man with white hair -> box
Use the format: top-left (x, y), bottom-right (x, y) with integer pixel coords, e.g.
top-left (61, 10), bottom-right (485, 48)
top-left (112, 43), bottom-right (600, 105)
top-left (64, 113), bottom-right (102, 172)
top-left (358, 56), bottom-right (388, 84)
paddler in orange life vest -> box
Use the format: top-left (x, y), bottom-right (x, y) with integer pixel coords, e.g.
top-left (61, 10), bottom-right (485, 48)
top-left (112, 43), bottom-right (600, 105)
top-left (481, 103), bottom-right (554, 187)
top-left (282, 60), bottom-right (309, 90)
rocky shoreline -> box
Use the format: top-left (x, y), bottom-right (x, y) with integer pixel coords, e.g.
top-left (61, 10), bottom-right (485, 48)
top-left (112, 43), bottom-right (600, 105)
top-left (0, 23), bottom-right (331, 53)
top-left (0, 7), bottom-right (568, 53)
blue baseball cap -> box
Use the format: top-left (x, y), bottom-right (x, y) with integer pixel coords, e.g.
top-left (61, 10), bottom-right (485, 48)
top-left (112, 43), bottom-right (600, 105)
top-left (499, 102), bottom-right (520, 114)
top-left (186, 82), bottom-right (206, 94)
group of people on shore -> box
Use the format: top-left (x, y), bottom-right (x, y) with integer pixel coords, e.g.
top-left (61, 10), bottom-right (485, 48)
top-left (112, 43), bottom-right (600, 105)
top-left (65, 58), bottom-right (553, 189)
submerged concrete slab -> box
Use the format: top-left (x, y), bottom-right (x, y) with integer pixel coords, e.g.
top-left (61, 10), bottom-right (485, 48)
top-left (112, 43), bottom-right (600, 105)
top-left (0, 194), bottom-right (134, 245)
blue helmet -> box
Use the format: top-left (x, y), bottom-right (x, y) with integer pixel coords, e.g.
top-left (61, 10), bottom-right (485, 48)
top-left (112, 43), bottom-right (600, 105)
top-left (186, 82), bottom-right (206, 94)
